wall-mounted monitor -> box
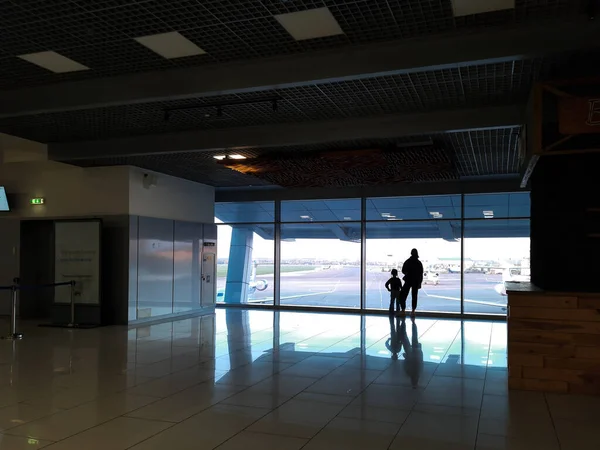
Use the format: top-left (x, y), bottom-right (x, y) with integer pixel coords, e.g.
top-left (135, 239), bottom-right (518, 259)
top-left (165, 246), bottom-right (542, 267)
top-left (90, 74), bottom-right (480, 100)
top-left (0, 187), bottom-right (9, 211)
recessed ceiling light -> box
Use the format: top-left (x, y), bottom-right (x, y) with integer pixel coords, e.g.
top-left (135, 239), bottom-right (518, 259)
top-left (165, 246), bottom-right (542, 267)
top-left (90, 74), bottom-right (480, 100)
top-left (134, 31), bottom-right (206, 59)
top-left (275, 7), bottom-right (344, 41)
top-left (17, 51), bottom-right (89, 73)
top-left (451, 0), bottom-right (515, 17)
top-left (228, 154), bottom-right (246, 160)
top-left (213, 155), bottom-right (226, 160)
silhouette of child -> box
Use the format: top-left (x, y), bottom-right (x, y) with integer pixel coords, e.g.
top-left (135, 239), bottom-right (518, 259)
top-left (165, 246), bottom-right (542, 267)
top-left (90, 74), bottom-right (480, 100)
top-left (385, 269), bottom-right (403, 315)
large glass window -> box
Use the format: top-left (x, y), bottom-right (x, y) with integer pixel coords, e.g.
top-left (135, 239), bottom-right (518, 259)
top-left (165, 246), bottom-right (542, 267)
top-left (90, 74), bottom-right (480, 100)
top-left (366, 221), bottom-right (462, 313)
top-left (214, 191), bottom-right (530, 315)
top-left (280, 222), bottom-right (361, 308)
top-left (216, 222), bottom-right (274, 305)
top-left (463, 219), bottom-right (530, 315)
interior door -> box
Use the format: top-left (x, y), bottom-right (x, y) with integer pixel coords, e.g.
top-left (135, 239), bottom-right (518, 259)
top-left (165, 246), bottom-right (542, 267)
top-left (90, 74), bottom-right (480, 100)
top-left (201, 251), bottom-right (216, 307)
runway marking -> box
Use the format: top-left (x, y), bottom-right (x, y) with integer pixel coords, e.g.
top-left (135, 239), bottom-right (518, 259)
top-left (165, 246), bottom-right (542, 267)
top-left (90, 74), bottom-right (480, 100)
top-left (423, 293), bottom-right (506, 308)
top-left (248, 282), bottom-right (340, 303)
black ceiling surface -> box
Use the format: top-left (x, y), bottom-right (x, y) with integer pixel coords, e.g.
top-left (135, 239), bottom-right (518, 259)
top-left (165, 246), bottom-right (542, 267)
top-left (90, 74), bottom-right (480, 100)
top-left (65, 128), bottom-right (520, 187)
top-left (0, 0), bottom-right (585, 90)
top-left (0, 1), bottom-right (595, 190)
top-left (0, 50), bottom-right (597, 144)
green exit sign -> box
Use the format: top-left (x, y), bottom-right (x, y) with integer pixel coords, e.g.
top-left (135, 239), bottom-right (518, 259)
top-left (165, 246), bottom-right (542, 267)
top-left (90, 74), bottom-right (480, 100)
top-left (30, 197), bottom-right (45, 205)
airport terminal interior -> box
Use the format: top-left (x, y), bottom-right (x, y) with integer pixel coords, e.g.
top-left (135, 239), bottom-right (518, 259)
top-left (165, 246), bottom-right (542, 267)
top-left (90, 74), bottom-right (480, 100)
top-left (1, 1), bottom-right (600, 449)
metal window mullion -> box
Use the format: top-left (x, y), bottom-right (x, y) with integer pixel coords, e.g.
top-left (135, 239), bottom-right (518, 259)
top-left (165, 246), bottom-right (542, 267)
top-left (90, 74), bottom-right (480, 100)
top-left (274, 201), bottom-right (281, 307)
top-left (461, 193), bottom-right (465, 316)
top-left (360, 197), bottom-right (367, 311)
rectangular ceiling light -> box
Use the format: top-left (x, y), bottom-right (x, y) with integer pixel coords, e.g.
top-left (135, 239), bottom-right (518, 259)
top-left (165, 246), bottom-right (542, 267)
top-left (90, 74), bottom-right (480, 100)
top-left (18, 51), bottom-right (89, 73)
top-left (134, 31), bottom-right (206, 59)
top-left (275, 7), bottom-right (344, 41)
top-left (451, 0), bottom-right (515, 17)
top-left (228, 154), bottom-right (246, 160)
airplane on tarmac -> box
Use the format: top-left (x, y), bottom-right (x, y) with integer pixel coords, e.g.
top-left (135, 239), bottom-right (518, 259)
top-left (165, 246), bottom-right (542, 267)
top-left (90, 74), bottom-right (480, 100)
top-left (217, 261), bottom-right (268, 301)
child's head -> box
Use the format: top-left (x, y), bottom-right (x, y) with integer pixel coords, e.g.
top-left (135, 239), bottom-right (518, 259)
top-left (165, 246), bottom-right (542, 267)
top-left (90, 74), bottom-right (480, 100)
top-left (391, 269), bottom-right (398, 277)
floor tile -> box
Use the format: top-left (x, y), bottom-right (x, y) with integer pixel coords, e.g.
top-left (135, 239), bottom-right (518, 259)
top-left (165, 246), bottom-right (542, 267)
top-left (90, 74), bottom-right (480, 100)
top-left (338, 403), bottom-right (410, 424)
top-left (480, 392), bottom-right (550, 420)
top-left (214, 431), bottom-right (307, 450)
top-left (126, 382), bottom-right (247, 422)
top-left (554, 418), bottom-right (600, 450)
top-left (0, 403), bottom-right (62, 432)
top-left (476, 433), bottom-right (560, 450)
top-left (248, 398), bottom-right (344, 439)
top-left (0, 434), bottom-right (53, 449)
top-left (303, 417), bottom-right (400, 450)
top-left (546, 393), bottom-right (600, 424)
top-left (391, 411), bottom-right (479, 448)
top-left (6, 393), bottom-right (157, 441)
top-left (41, 417), bottom-right (171, 450)
top-left (129, 404), bottom-right (269, 450)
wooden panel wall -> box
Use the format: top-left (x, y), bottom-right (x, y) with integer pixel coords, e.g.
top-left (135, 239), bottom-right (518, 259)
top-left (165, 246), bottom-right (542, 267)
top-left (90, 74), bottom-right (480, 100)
top-left (508, 292), bottom-right (600, 395)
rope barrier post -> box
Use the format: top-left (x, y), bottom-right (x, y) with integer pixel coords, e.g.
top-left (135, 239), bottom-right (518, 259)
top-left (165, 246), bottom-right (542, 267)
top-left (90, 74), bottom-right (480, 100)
top-left (68, 281), bottom-right (76, 328)
top-left (2, 286), bottom-right (23, 340)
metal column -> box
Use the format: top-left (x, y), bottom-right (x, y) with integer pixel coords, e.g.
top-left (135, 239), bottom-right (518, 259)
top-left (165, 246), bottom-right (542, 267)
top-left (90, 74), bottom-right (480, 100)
top-left (360, 197), bottom-right (367, 310)
top-left (274, 201), bottom-right (281, 307)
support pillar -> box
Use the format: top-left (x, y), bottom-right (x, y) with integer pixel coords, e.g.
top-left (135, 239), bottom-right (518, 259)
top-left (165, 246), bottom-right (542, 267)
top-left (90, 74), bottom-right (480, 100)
top-left (224, 226), bottom-right (254, 304)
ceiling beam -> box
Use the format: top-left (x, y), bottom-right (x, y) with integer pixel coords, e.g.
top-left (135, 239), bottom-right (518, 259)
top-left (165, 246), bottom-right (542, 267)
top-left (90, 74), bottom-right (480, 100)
top-left (49, 105), bottom-right (523, 161)
top-left (1, 20), bottom-right (598, 119)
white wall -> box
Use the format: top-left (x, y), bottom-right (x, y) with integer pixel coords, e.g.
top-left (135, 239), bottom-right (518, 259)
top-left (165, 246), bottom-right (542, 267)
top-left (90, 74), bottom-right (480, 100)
top-left (128, 167), bottom-right (215, 223)
top-left (0, 161), bottom-right (130, 218)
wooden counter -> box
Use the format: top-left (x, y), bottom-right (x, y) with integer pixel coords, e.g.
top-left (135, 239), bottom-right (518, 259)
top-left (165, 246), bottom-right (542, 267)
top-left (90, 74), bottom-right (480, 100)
top-left (506, 282), bottom-right (600, 395)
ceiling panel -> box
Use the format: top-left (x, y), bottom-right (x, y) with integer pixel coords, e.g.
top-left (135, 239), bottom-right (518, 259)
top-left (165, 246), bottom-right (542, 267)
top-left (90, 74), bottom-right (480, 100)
top-left (0, 0), bottom-right (583, 89)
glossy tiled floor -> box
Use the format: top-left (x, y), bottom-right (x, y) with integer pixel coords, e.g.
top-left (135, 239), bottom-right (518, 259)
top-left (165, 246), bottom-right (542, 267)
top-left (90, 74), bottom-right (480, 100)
top-left (0, 310), bottom-right (598, 450)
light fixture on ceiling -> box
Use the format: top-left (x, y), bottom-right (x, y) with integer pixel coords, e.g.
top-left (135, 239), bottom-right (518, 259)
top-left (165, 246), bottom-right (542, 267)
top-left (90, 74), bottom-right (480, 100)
top-left (134, 31), bottom-right (206, 59)
top-left (483, 210), bottom-right (494, 218)
top-left (18, 51), bottom-right (89, 73)
top-left (451, 0), bottom-right (515, 17)
top-left (213, 155), bottom-right (226, 160)
top-left (275, 7), bottom-right (344, 41)
top-left (300, 215), bottom-right (311, 219)
top-left (228, 154), bottom-right (246, 160)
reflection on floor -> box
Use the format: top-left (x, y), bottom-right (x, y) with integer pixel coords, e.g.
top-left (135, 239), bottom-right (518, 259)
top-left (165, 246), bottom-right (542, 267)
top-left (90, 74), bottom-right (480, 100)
top-left (0, 310), bottom-right (597, 449)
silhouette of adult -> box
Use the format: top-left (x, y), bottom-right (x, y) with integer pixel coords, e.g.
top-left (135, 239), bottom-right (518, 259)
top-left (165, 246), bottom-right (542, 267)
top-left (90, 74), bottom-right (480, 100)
top-left (402, 317), bottom-right (423, 389)
top-left (400, 248), bottom-right (424, 315)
